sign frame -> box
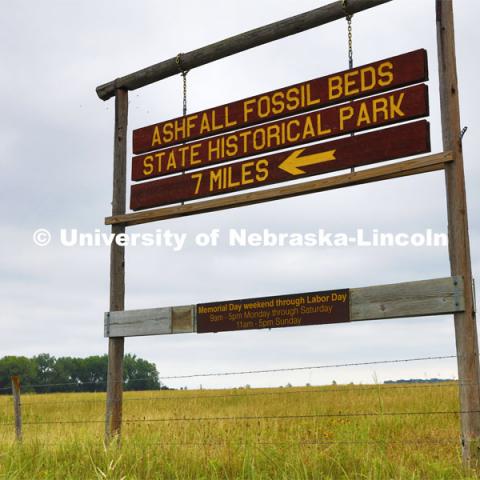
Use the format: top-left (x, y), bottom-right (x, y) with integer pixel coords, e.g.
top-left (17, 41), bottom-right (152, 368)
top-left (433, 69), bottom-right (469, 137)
top-left (96, 0), bottom-right (480, 469)
top-left (104, 277), bottom-right (465, 337)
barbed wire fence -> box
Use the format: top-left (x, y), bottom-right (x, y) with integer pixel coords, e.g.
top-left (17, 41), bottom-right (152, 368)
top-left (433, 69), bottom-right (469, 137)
top-left (0, 354), bottom-right (466, 447)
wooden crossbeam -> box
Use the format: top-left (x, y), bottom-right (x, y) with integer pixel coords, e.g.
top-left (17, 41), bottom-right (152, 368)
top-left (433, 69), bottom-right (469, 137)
top-left (96, 0), bottom-right (392, 101)
top-left (105, 152), bottom-right (452, 227)
top-left (105, 277), bottom-right (464, 338)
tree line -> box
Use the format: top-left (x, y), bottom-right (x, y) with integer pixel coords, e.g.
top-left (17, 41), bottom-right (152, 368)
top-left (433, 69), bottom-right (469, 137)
top-left (0, 354), bottom-right (162, 393)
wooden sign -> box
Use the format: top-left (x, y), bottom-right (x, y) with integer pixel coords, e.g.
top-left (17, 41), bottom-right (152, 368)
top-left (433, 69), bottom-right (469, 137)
top-left (132, 84), bottom-right (428, 182)
top-left (130, 120), bottom-right (430, 210)
top-left (133, 49), bottom-right (428, 154)
top-left (105, 277), bottom-right (465, 337)
top-left (197, 288), bottom-right (350, 333)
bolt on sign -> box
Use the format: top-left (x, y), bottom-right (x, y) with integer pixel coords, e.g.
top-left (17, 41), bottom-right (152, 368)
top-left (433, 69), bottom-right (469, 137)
top-left (197, 289), bottom-right (350, 333)
top-left (130, 49), bottom-right (430, 211)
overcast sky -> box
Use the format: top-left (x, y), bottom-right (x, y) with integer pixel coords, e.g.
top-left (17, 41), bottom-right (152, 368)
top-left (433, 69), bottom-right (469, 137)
top-left (1, 0), bottom-right (479, 389)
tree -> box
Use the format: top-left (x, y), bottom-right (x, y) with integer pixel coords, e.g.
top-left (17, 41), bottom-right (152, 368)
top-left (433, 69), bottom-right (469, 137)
top-left (0, 354), bottom-right (162, 394)
top-left (51, 357), bottom-right (81, 392)
top-left (123, 354), bottom-right (160, 391)
top-left (0, 356), bottom-right (37, 392)
top-left (33, 354), bottom-right (56, 393)
top-left (78, 356), bottom-right (108, 392)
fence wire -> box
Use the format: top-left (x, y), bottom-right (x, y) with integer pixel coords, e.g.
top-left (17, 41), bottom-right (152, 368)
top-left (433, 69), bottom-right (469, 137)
top-left (0, 409), bottom-right (473, 428)
top-left (0, 353), bottom-right (466, 452)
top-left (13, 381), bottom-right (464, 407)
top-left (0, 354), bottom-right (458, 393)
top-left (0, 439), bottom-right (459, 448)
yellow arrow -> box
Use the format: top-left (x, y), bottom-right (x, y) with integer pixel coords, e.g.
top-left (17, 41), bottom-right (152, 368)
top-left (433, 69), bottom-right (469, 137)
top-left (279, 148), bottom-right (337, 176)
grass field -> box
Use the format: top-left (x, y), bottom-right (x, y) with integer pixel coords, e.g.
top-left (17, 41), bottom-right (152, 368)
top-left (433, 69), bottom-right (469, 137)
top-left (0, 383), bottom-right (477, 479)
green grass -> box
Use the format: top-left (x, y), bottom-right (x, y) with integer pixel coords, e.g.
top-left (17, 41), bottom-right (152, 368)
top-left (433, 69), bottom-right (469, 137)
top-left (0, 383), bottom-right (477, 479)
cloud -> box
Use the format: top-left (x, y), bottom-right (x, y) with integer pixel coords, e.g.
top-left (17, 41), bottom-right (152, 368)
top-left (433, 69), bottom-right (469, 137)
top-left (1, 0), bottom-right (479, 388)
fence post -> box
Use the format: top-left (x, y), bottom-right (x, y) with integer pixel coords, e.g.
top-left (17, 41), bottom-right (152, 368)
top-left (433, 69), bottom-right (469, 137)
top-left (11, 376), bottom-right (22, 443)
top-left (436, 0), bottom-right (480, 470)
top-left (105, 88), bottom-right (128, 444)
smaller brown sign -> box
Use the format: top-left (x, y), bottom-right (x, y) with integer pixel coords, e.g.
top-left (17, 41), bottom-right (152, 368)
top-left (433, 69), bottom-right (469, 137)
top-left (197, 289), bottom-right (350, 333)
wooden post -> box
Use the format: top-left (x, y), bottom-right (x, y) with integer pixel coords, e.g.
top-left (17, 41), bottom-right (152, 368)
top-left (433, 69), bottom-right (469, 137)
top-left (105, 88), bottom-right (128, 443)
top-left (11, 376), bottom-right (22, 443)
top-left (436, 0), bottom-right (480, 469)
top-left (96, 0), bottom-right (392, 101)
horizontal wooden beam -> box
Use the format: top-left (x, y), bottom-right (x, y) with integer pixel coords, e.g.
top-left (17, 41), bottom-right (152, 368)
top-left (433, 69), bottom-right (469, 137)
top-left (96, 0), bottom-right (392, 101)
top-left (105, 305), bottom-right (195, 338)
top-left (105, 151), bottom-right (453, 227)
top-left (350, 276), bottom-right (464, 321)
top-left (105, 277), bottom-right (464, 337)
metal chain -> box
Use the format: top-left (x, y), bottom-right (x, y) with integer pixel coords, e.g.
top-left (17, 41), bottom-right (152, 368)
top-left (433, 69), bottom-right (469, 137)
top-left (347, 18), bottom-right (353, 69)
top-left (175, 53), bottom-right (189, 201)
top-left (342, 0), bottom-right (353, 69)
top-left (175, 53), bottom-right (189, 116)
top-left (342, 0), bottom-right (355, 172)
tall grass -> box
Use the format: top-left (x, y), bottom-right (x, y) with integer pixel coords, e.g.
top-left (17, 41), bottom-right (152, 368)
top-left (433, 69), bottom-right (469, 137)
top-left (0, 383), bottom-right (477, 479)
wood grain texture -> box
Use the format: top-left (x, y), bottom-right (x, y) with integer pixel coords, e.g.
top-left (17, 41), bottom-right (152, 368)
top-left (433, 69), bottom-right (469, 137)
top-left (96, 0), bottom-right (392, 101)
top-left (105, 89), bottom-right (128, 444)
top-left (106, 308), bottom-right (171, 337)
top-left (106, 307), bottom-right (195, 338)
top-left (351, 276), bottom-right (464, 321)
top-left (172, 306), bottom-right (196, 333)
top-left (107, 151), bottom-right (452, 227)
top-left (104, 277), bottom-right (465, 337)
top-left (436, 0), bottom-right (480, 468)
top-left (105, 306), bottom-right (196, 337)
top-left (131, 84), bottom-right (429, 180)
top-left (130, 121), bottom-right (431, 210)
top-left (132, 50), bottom-right (427, 154)
top-left (11, 376), bottom-right (22, 443)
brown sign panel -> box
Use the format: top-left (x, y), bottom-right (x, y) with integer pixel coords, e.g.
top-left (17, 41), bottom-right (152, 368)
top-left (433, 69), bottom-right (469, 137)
top-left (130, 120), bottom-right (430, 211)
top-left (197, 289), bottom-right (350, 333)
top-left (132, 84), bottom-right (428, 182)
top-left (133, 49), bottom-right (428, 154)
